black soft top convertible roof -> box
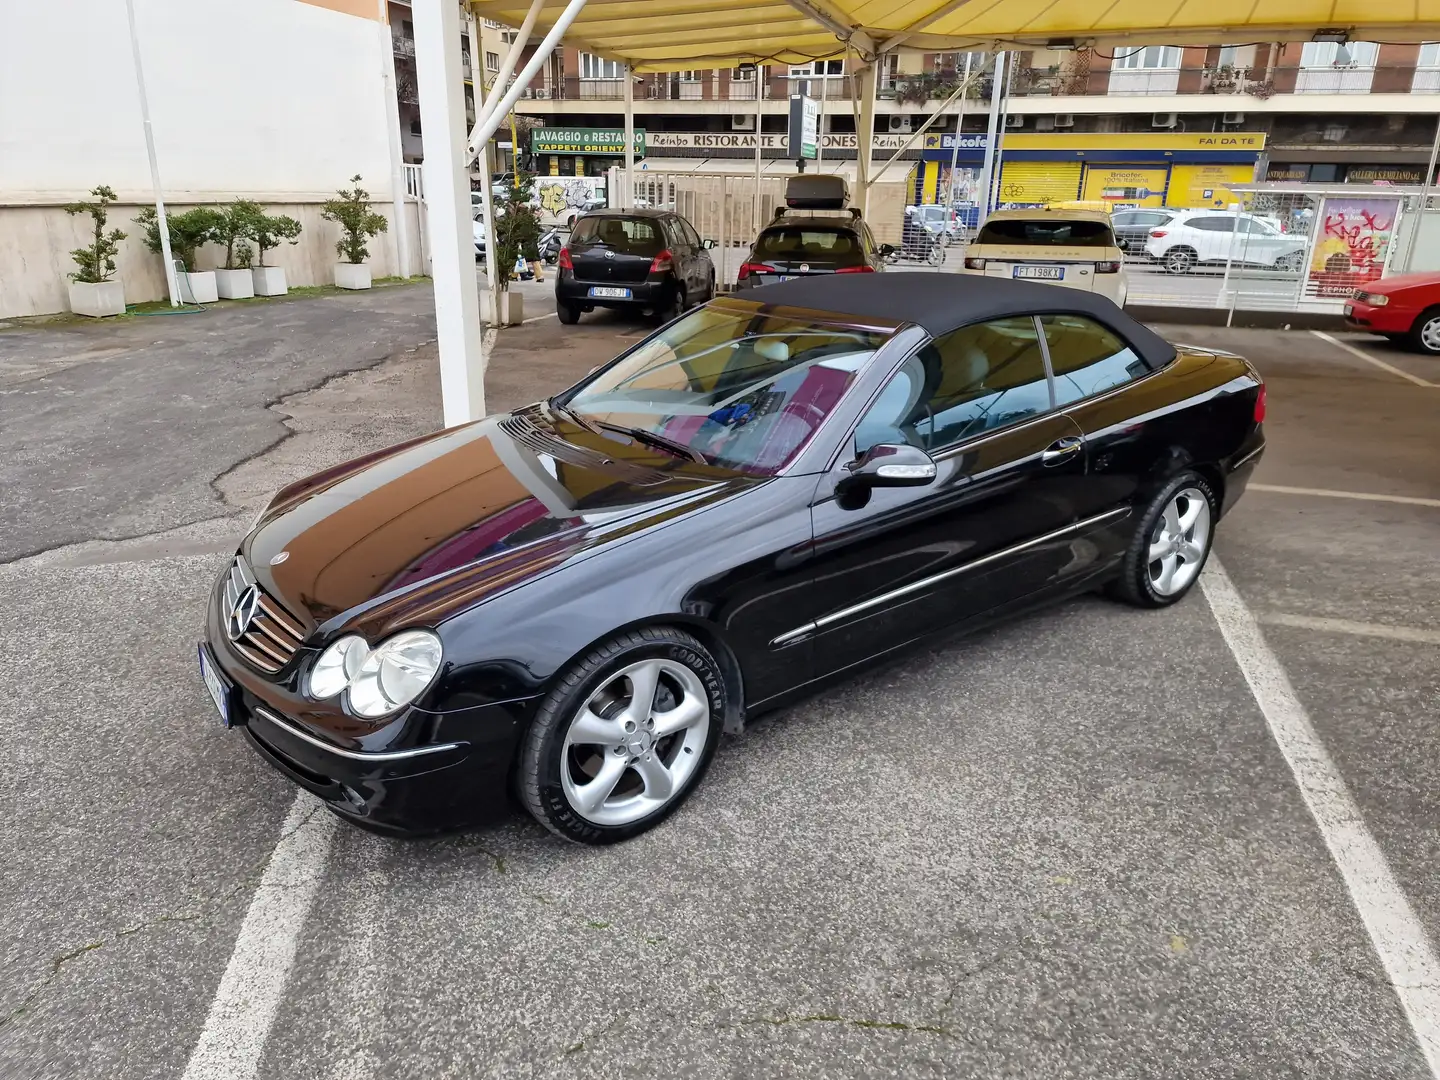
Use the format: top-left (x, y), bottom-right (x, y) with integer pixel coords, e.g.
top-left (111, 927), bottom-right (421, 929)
top-left (747, 272), bottom-right (1177, 369)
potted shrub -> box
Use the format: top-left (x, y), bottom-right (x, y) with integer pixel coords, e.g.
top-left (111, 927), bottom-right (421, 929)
top-left (251, 211), bottom-right (303, 296)
top-left (212, 200), bottom-right (260, 299)
top-left (321, 175), bottom-right (388, 289)
top-left (135, 205), bottom-right (222, 303)
top-left (63, 185), bottom-right (128, 317)
top-left (486, 171), bottom-right (541, 325)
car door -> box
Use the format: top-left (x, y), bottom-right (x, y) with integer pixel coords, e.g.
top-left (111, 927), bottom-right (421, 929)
top-left (798, 316), bottom-right (1090, 680)
top-left (675, 216), bottom-right (709, 295)
top-left (1188, 216), bottom-right (1234, 263)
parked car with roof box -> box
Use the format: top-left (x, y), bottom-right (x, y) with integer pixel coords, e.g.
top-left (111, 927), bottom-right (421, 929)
top-left (960, 208), bottom-right (1128, 306)
top-left (555, 208), bottom-right (715, 324)
top-left (738, 174), bottom-right (892, 288)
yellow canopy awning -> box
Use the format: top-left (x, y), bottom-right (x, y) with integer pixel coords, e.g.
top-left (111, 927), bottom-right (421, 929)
top-left (468, 0), bottom-right (1440, 71)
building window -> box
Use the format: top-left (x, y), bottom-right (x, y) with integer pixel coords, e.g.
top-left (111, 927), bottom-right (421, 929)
top-left (731, 66), bottom-right (756, 81)
top-left (679, 69), bottom-right (701, 81)
top-left (789, 60), bottom-right (843, 76)
top-left (409, 119), bottom-right (422, 136)
top-left (934, 51), bottom-right (985, 73)
top-left (1217, 45), bottom-right (1238, 67)
top-left (400, 19), bottom-right (413, 39)
top-left (1112, 46), bottom-right (1181, 70)
top-left (1420, 42), bottom-right (1440, 67)
top-left (580, 52), bottom-right (623, 79)
top-left (1300, 41), bottom-right (1378, 68)
top-left (486, 51), bottom-right (499, 70)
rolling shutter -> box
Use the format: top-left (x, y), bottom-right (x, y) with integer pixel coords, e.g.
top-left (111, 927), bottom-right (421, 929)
top-left (996, 161), bottom-right (1082, 207)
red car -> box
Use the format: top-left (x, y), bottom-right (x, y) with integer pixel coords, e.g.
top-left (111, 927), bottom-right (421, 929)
top-left (1344, 272), bottom-right (1440, 355)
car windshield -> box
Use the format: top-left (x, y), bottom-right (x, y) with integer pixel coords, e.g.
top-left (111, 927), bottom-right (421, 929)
top-left (975, 219), bottom-right (1115, 247)
top-left (560, 300), bottom-right (893, 475)
top-left (571, 216), bottom-right (664, 256)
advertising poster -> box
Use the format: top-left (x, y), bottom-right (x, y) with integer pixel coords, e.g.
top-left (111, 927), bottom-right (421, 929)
top-left (1165, 164), bottom-right (1256, 209)
top-left (1081, 167), bottom-right (1168, 207)
top-left (1309, 196), bottom-right (1400, 297)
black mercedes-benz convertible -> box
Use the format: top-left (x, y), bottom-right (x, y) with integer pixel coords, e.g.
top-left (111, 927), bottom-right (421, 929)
top-left (200, 274), bottom-right (1265, 844)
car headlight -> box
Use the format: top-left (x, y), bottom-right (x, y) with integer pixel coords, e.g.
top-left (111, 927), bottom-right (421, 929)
top-left (1369, 294), bottom-right (1389, 306)
top-left (306, 629), bottom-right (443, 717)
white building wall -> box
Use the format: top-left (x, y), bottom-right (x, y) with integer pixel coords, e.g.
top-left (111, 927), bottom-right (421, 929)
top-left (0, 0), bottom-right (413, 317)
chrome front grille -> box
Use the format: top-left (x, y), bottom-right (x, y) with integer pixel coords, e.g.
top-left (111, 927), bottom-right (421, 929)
top-left (222, 557), bottom-right (307, 673)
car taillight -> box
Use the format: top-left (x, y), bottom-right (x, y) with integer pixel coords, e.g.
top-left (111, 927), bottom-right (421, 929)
top-left (738, 261), bottom-right (776, 280)
top-left (1094, 261), bottom-right (1120, 274)
top-left (1149, 229), bottom-right (1168, 238)
top-left (964, 257), bottom-right (986, 270)
top-left (1254, 382), bottom-right (1267, 424)
top-left (835, 265), bottom-right (875, 273)
top-left (558, 247), bottom-right (573, 271)
top-left (649, 249), bottom-right (675, 273)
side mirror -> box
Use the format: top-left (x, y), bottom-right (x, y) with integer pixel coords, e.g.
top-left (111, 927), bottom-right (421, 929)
top-left (845, 443), bottom-right (937, 488)
top-left (702, 238), bottom-right (717, 249)
top-left (879, 243), bottom-right (896, 257)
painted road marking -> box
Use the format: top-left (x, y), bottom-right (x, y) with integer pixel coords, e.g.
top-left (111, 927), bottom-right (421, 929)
top-left (1249, 484), bottom-right (1440, 508)
top-left (181, 794), bottom-right (338, 1080)
top-left (1311, 330), bottom-right (1437, 388)
top-left (1202, 558), bottom-right (1440, 1076)
top-left (522, 311), bottom-right (558, 324)
top-left (1259, 612), bottom-right (1440, 647)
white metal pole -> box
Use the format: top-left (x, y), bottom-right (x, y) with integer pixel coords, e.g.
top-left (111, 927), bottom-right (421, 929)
top-left (1220, 201), bottom-right (1241, 321)
top-left (414, 0), bottom-right (485, 425)
top-left (123, 0), bottom-right (178, 307)
top-left (1403, 114), bottom-right (1440, 273)
top-left (379, 0), bottom-right (412, 277)
top-left (816, 63), bottom-right (828, 166)
top-left (466, 0), bottom-right (589, 163)
top-left (624, 65), bottom-right (636, 210)
top-left (753, 102), bottom-right (763, 229)
top-left (989, 53), bottom-right (1013, 212)
top-left (946, 54), bottom-right (973, 217)
top-left (854, 61), bottom-right (878, 217)
top-left (977, 50), bottom-right (1005, 220)
top-left (466, 6), bottom-right (499, 324)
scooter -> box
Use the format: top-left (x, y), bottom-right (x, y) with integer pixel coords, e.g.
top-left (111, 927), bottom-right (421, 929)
top-left (538, 227), bottom-right (563, 265)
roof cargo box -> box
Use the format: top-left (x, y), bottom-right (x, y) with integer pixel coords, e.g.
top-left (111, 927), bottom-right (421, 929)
top-left (785, 174), bottom-right (849, 210)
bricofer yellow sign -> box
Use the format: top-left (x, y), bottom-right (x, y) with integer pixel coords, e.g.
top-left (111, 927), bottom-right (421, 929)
top-left (1166, 164), bottom-right (1257, 208)
top-left (921, 132), bottom-right (1267, 152)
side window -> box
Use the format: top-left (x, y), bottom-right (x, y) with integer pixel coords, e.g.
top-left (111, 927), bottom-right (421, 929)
top-left (853, 317), bottom-right (1053, 455)
top-left (1187, 217), bottom-right (1232, 233)
top-left (681, 218), bottom-right (703, 247)
top-left (1042, 315), bottom-right (1152, 406)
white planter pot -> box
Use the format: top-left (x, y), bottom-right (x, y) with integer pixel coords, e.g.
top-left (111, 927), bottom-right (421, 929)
top-left (67, 280), bottom-right (125, 318)
top-left (214, 268), bottom-right (256, 300)
top-left (251, 266), bottom-right (288, 296)
top-left (334, 263), bottom-right (371, 290)
top-left (180, 270), bottom-right (219, 304)
top-left (480, 289), bottom-right (524, 326)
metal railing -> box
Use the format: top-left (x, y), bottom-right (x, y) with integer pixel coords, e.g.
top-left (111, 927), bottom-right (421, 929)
top-left (392, 35), bottom-right (415, 59)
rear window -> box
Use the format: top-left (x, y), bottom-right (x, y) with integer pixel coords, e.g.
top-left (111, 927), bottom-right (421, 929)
top-left (571, 216), bottom-right (664, 256)
top-left (974, 219), bottom-right (1116, 247)
top-left (756, 227), bottom-right (863, 262)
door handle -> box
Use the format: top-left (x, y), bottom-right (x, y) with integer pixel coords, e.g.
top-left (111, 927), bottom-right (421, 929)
top-left (1041, 436), bottom-right (1083, 465)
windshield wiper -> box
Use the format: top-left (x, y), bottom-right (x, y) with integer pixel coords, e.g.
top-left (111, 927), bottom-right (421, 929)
top-left (547, 397), bottom-right (599, 434)
top-left (595, 421), bottom-right (706, 464)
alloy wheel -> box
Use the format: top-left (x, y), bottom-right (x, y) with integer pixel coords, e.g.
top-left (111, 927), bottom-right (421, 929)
top-left (1420, 316), bottom-right (1440, 354)
top-left (560, 659), bottom-right (711, 826)
top-left (1147, 487), bottom-right (1212, 597)
top-left (1165, 249), bottom-right (1195, 274)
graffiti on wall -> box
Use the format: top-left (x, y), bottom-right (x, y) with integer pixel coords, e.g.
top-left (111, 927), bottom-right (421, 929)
top-left (1309, 197), bottom-right (1399, 297)
top-left (537, 178), bottom-right (602, 220)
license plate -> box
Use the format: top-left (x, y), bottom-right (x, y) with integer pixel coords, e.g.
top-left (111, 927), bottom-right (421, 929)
top-left (198, 645), bottom-right (231, 727)
top-left (588, 286), bottom-right (631, 299)
top-left (776, 276), bottom-right (789, 283)
top-left (1013, 265), bottom-right (1064, 280)
top-left (1343, 302), bottom-right (1354, 316)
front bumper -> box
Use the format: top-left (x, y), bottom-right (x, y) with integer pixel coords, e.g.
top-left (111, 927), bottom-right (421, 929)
top-left (1344, 299), bottom-right (1412, 334)
top-left (202, 587), bottom-right (534, 835)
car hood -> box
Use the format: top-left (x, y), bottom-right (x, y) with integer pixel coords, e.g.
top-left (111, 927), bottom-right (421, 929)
top-left (1361, 272), bottom-right (1440, 296)
top-left (242, 407), bottom-right (754, 639)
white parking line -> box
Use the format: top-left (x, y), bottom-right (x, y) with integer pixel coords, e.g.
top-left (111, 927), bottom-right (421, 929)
top-left (1259, 612), bottom-right (1440, 646)
top-left (1249, 484), bottom-right (1440, 508)
top-left (522, 311), bottom-right (557, 324)
top-left (1311, 330), bottom-right (1437, 388)
top-left (181, 794), bottom-right (338, 1080)
top-left (1201, 558), bottom-right (1440, 1076)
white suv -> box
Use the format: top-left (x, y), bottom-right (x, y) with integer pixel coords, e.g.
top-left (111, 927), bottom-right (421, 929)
top-left (1144, 210), bottom-right (1306, 274)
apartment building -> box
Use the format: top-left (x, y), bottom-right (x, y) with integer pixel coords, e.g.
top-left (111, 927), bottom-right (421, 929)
top-left (505, 41), bottom-right (1440, 204)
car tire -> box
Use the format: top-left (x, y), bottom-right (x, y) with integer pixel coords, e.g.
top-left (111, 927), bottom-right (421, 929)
top-left (519, 627), bottom-right (726, 845)
top-left (1408, 306), bottom-right (1440, 355)
top-left (659, 284), bottom-right (685, 323)
top-left (1108, 472), bottom-right (1217, 609)
top-left (557, 301), bottom-right (581, 325)
top-left (707, 270), bottom-right (717, 302)
top-left (1163, 247), bottom-right (1197, 275)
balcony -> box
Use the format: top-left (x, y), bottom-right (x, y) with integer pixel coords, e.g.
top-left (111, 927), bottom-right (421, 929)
top-left (392, 34), bottom-right (415, 59)
top-left (1415, 68), bottom-right (1440, 92)
top-left (395, 72), bottom-right (418, 105)
top-left (1106, 68), bottom-right (1181, 96)
top-left (1293, 65), bottom-right (1376, 94)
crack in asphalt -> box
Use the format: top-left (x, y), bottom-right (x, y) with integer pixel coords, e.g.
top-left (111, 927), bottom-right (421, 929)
top-left (728, 1013), bottom-right (955, 1038)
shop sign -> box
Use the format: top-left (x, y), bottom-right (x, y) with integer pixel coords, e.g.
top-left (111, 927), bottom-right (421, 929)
top-left (1309, 195), bottom-right (1400, 297)
top-left (1347, 165), bottom-right (1425, 184)
top-left (644, 131), bottom-right (914, 152)
top-left (531, 128), bottom-right (646, 155)
top-left (1266, 164), bottom-right (1309, 182)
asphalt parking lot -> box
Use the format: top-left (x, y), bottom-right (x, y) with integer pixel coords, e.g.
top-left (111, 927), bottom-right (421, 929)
top-left (1, 284), bottom-right (1437, 1079)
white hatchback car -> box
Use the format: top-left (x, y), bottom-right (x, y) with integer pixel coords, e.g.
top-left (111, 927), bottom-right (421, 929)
top-left (1143, 210), bottom-right (1307, 274)
top-left (960, 209), bottom-right (1128, 307)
